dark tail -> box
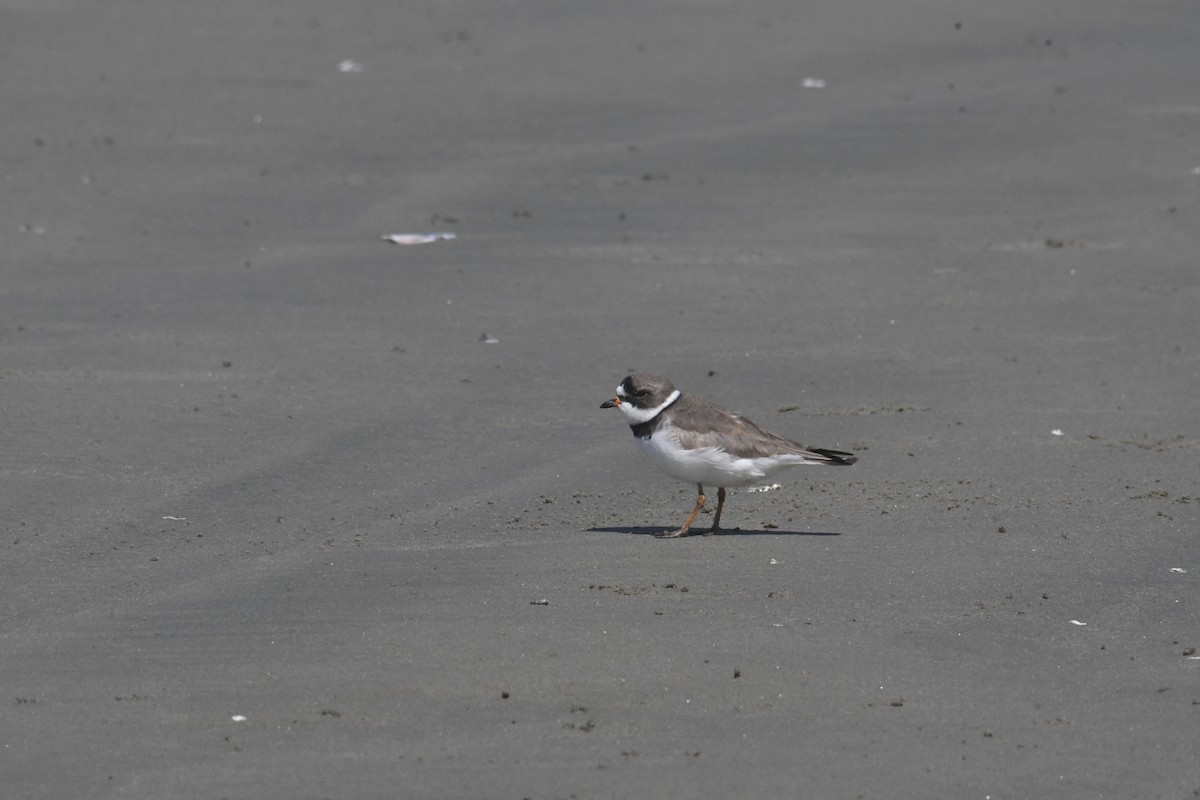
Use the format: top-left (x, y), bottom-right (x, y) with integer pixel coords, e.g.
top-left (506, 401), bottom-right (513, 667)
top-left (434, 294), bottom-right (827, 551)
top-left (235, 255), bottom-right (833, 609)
top-left (812, 448), bottom-right (857, 466)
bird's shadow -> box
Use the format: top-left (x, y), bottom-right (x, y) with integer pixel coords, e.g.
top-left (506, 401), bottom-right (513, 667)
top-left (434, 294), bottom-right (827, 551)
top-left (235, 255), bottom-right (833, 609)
top-left (587, 526), bottom-right (842, 538)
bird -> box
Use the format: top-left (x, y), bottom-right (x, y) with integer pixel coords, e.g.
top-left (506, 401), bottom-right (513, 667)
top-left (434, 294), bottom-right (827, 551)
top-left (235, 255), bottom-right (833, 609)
top-left (601, 373), bottom-right (856, 537)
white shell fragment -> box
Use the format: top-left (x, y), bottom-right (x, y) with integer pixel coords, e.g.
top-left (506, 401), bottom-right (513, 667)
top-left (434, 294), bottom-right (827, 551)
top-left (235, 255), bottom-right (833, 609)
top-left (231, 715), bottom-right (247, 722)
top-left (1069, 620), bottom-right (1087, 626)
top-left (802, 77), bottom-right (827, 88)
top-left (1051, 429), bottom-right (1064, 436)
top-left (382, 232), bottom-right (457, 245)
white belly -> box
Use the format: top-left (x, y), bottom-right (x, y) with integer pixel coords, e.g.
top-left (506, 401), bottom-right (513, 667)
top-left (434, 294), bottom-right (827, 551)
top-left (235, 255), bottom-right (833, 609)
top-left (635, 423), bottom-right (807, 488)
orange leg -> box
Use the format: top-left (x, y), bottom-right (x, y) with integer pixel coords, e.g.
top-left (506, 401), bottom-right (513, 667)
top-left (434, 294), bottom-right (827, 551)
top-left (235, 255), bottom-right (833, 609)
top-left (658, 484), bottom-right (706, 538)
top-left (705, 487), bottom-right (727, 535)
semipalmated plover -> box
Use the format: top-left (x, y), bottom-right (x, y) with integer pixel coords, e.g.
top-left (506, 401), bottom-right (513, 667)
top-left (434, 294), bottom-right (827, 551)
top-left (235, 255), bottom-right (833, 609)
top-left (601, 373), bottom-right (857, 537)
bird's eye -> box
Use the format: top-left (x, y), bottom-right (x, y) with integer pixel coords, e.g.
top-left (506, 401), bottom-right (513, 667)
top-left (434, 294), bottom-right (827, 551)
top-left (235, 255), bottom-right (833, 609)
top-left (635, 390), bottom-right (649, 398)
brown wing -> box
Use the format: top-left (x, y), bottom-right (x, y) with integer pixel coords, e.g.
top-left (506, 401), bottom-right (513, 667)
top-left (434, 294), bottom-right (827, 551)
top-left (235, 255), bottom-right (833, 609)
top-left (670, 394), bottom-right (854, 463)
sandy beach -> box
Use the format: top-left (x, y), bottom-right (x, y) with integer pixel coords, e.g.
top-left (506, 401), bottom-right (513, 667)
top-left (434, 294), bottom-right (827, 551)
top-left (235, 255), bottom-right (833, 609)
top-left (3, 1), bottom-right (1198, 797)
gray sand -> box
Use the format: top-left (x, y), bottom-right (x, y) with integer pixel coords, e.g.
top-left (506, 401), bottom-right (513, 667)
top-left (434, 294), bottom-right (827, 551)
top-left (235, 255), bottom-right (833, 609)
top-left (3, 1), bottom-right (1198, 797)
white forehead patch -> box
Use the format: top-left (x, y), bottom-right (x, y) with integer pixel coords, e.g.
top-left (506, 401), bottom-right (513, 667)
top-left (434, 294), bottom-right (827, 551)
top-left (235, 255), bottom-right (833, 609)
top-left (616, 389), bottom-right (680, 425)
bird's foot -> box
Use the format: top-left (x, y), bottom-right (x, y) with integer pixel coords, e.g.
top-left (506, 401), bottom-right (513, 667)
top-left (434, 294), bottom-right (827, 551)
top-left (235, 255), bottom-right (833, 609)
top-left (702, 525), bottom-right (721, 537)
top-left (655, 528), bottom-right (691, 539)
